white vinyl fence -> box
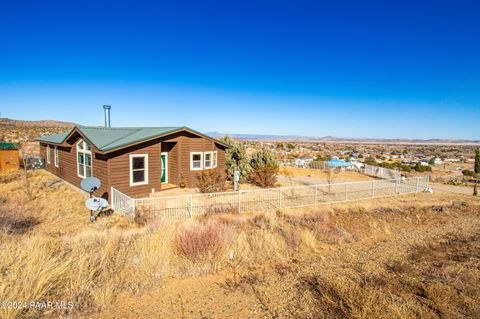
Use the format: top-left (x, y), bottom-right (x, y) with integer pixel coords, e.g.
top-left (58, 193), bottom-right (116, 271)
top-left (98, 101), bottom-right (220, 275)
top-left (282, 161), bottom-right (400, 180)
top-left (283, 160), bottom-right (327, 170)
top-left (361, 164), bottom-right (401, 179)
top-left (112, 176), bottom-right (429, 220)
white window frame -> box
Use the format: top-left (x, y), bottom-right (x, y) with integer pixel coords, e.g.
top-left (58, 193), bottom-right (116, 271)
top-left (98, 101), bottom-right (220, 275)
top-left (54, 146), bottom-right (59, 168)
top-left (77, 139), bottom-right (93, 178)
top-left (212, 151), bottom-right (218, 168)
top-left (130, 154), bottom-right (149, 186)
top-left (190, 152), bottom-right (203, 170)
top-left (161, 152), bottom-right (168, 184)
top-left (46, 145), bottom-right (51, 164)
top-left (204, 151), bottom-right (214, 169)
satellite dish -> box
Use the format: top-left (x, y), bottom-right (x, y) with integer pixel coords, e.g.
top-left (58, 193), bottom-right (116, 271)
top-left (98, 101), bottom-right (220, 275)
top-left (80, 177), bottom-right (101, 193)
top-left (86, 197), bottom-right (108, 211)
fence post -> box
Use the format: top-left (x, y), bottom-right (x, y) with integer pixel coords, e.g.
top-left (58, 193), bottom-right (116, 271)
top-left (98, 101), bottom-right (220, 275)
top-left (314, 186), bottom-right (318, 205)
top-left (278, 188), bottom-right (282, 208)
top-left (111, 186), bottom-right (115, 210)
top-left (189, 194), bottom-right (193, 218)
top-left (131, 198), bottom-right (136, 218)
top-left (238, 191), bottom-right (241, 213)
top-left (371, 180), bottom-right (375, 197)
top-left (416, 177), bottom-right (419, 192)
top-left (395, 179), bottom-right (399, 194)
top-left (425, 175), bottom-right (430, 189)
top-left (345, 183), bottom-right (348, 201)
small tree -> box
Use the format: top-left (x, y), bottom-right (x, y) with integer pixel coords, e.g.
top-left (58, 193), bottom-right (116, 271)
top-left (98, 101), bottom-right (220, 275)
top-left (249, 149), bottom-right (279, 188)
top-left (220, 136), bottom-right (250, 182)
top-left (20, 143), bottom-right (32, 200)
top-left (474, 148), bottom-right (480, 196)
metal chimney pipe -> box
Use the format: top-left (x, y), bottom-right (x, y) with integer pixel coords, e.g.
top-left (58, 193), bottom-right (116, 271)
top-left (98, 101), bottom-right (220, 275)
top-left (103, 105), bottom-right (111, 127)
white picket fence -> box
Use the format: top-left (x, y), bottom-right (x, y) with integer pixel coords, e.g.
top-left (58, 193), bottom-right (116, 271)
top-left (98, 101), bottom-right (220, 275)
top-left (111, 176), bottom-right (429, 220)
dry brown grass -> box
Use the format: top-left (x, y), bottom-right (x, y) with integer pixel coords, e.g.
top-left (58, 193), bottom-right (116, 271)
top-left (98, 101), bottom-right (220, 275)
top-left (280, 166), bottom-right (373, 181)
top-left (0, 170), bottom-right (479, 318)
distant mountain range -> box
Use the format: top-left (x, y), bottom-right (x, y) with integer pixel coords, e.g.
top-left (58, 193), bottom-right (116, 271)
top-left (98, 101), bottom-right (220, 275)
top-left (0, 118), bottom-right (76, 128)
top-left (1, 119), bottom-right (478, 145)
top-left (207, 132), bottom-right (480, 145)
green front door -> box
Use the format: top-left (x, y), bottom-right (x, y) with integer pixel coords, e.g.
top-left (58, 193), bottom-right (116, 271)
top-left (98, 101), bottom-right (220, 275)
top-left (161, 152), bottom-right (168, 183)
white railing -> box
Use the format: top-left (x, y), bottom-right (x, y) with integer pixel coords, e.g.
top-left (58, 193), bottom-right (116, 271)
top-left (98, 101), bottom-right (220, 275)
top-left (111, 187), bottom-right (135, 217)
top-left (361, 164), bottom-right (401, 179)
top-left (112, 176), bottom-right (429, 220)
top-left (281, 160), bottom-right (326, 170)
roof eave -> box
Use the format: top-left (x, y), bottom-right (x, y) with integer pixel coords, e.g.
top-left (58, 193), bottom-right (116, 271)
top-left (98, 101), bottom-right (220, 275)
top-left (98, 127), bottom-right (229, 154)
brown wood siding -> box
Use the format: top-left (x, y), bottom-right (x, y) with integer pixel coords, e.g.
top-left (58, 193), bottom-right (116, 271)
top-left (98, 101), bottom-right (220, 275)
top-left (39, 129), bottom-right (227, 200)
top-left (108, 139), bottom-right (162, 198)
top-left (107, 131), bottom-right (226, 198)
top-left (40, 141), bottom-right (109, 199)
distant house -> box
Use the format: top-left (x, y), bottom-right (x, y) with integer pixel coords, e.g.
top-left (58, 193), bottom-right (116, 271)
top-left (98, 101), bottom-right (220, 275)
top-left (433, 157), bottom-right (442, 165)
top-left (295, 156), bottom-right (314, 167)
top-left (38, 125), bottom-right (229, 201)
top-left (0, 142), bottom-right (21, 172)
top-left (419, 159), bottom-right (430, 166)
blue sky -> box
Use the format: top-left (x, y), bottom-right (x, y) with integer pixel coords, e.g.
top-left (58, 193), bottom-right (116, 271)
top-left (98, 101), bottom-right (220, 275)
top-left (0, 0), bottom-right (479, 139)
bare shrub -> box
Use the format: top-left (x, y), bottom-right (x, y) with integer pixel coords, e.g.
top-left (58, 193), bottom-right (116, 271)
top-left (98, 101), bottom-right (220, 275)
top-left (205, 204), bottom-right (238, 216)
top-left (284, 211), bottom-right (329, 229)
top-left (249, 166), bottom-right (279, 188)
top-left (276, 225), bottom-right (302, 249)
top-left (425, 264), bottom-right (457, 282)
top-left (174, 221), bottom-right (231, 261)
top-left (133, 208), bottom-right (149, 226)
top-left (249, 213), bottom-right (271, 229)
top-left (195, 170), bottom-right (226, 193)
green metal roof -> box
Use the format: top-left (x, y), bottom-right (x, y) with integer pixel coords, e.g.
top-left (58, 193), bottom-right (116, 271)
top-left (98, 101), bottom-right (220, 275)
top-left (37, 126), bottom-right (228, 152)
top-left (36, 131), bottom-right (72, 144)
top-left (0, 142), bottom-right (20, 150)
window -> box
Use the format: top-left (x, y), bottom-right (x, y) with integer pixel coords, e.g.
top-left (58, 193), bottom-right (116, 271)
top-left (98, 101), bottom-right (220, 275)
top-left (190, 152), bottom-right (203, 170)
top-left (46, 145), bottom-right (51, 164)
top-left (204, 151), bottom-right (213, 169)
top-left (54, 146), bottom-right (59, 168)
top-left (212, 151), bottom-right (217, 168)
top-left (77, 139), bottom-right (92, 178)
top-left (130, 154), bottom-right (148, 186)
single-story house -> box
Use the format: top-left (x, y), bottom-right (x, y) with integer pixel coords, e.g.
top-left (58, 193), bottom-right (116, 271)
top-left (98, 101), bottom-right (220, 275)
top-left (0, 142), bottom-right (21, 172)
top-left (37, 125), bottom-right (229, 201)
top-left (295, 156), bottom-right (314, 168)
top-left (419, 159), bottom-right (430, 166)
top-left (433, 157), bottom-right (442, 165)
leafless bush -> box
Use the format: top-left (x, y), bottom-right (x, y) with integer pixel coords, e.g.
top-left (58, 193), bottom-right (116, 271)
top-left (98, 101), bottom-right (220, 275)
top-left (174, 221), bottom-right (232, 261)
top-left (276, 225), bottom-right (302, 249)
top-left (283, 211), bottom-right (329, 229)
top-left (249, 166), bottom-right (279, 188)
top-left (249, 213), bottom-right (271, 229)
top-left (196, 170), bottom-right (226, 193)
top-left (133, 208), bottom-right (149, 226)
top-left (205, 204), bottom-right (238, 216)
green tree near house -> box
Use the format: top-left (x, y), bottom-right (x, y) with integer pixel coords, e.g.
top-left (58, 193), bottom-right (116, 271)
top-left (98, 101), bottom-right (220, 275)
top-left (220, 136), bottom-right (251, 182)
top-left (474, 147), bottom-right (480, 196)
top-left (249, 149), bottom-right (279, 188)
